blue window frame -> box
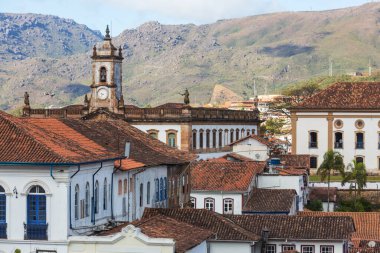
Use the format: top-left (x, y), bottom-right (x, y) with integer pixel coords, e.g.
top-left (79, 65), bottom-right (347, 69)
top-left (159, 178), bottom-right (164, 201)
top-left (26, 186), bottom-right (47, 240)
top-left (0, 185), bottom-right (6, 239)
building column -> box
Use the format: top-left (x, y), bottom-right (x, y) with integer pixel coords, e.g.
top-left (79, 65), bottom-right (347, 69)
top-left (327, 113), bottom-right (334, 150)
top-left (291, 112), bottom-right (298, 154)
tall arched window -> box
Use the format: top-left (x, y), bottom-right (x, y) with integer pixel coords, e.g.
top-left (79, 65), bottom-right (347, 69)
top-left (218, 130), bottom-right (223, 147)
top-left (199, 130), bottom-right (204, 148)
top-left (204, 198), bottom-right (215, 211)
top-left (85, 183), bottom-right (90, 218)
top-left (247, 129), bottom-right (251, 136)
top-left (159, 178), bottom-right (164, 201)
top-left (155, 179), bottom-right (159, 202)
top-left (139, 183), bottom-right (143, 207)
top-left (309, 131), bottom-right (318, 148)
top-left (164, 177), bottom-right (167, 200)
top-left (236, 129), bottom-right (240, 141)
top-left (192, 130), bottom-right (197, 149)
top-left (103, 178), bottom-right (108, 210)
top-left (123, 179), bottom-right (128, 194)
top-left (206, 130), bottom-right (210, 148)
top-left (26, 185), bottom-right (47, 240)
top-left (94, 181), bottom-right (99, 214)
top-left (230, 129), bottom-right (234, 143)
top-left (74, 184), bottom-right (79, 220)
top-left (147, 181), bottom-right (151, 205)
top-left (0, 185), bottom-right (6, 239)
top-left (212, 130), bottom-right (217, 148)
top-left (100, 67), bottom-right (107, 82)
top-left (223, 198), bottom-right (234, 214)
top-left (118, 180), bottom-right (122, 195)
top-left (168, 133), bottom-right (176, 147)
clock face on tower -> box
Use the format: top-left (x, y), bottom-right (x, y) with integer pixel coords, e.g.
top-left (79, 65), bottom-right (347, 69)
top-left (97, 88), bottom-right (109, 100)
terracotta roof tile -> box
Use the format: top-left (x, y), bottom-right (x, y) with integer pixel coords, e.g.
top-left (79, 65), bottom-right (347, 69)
top-left (115, 159), bottom-right (146, 171)
top-left (229, 134), bottom-right (272, 146)
top-left (0, 111), bottom-right (119, 164)
top-left (299, 212), bottom-right (380, 242)
top-left (191, 160), bottom-right (266, 192)
top-left (243, 189), bottom-right (296, 213)
top-left (98, 215), bottom-right (214, 253)
top-left (222, 152), bottom-right (255, 162)
top-left (309, 187), bottom-right (338, 202)
top-left (275, 155), bottom-right (311, 169)
top-left (294, 82), bottom-right (380, 110)
top-left (227, 214), bottom-right (355, 240)
top-left (142, 208), bottom-right (261, 241)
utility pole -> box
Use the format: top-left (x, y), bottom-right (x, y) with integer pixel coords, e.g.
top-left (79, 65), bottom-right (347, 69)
top-left (329, 57), bottom-right (333, 77)
top-left (369, 58), bottom-right (372, 76)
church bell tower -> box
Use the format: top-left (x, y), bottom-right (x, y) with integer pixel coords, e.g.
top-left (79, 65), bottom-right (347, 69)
top-left (87, 25), bottom-right (125, 114)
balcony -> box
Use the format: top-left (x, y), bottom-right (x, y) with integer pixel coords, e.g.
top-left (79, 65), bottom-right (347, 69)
top-left (0, 223), bottom-right (7, 239)
top-left (356, 142), bottom-right (364, 149)
top-left (309, 142), bottom-right (318, 148)
top-left (334, 142), bottom-right (343, 149)
top-left (24, 223), bottom-right (48, 240)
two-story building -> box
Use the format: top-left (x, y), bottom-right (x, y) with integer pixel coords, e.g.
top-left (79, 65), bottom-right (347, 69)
top-left (290, 82), bottom-right (380, 173)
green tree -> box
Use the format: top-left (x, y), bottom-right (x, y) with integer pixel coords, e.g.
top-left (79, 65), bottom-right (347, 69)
top-left (342, 160), bottom-right (367, 201)
top-left (317, 150), bottom-right (345, 212)
top-left (305, 200), bottom-right (323, 211)
top-left (262, 118), bottom-right (286, 135)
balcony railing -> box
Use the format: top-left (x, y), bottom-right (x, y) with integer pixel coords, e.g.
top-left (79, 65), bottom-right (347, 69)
top-left (24, 223), bottom-right (48, 240)
top-left (356, 142), bottom-right (364, 149)
top-left (0, 223), bottom-right (7, 239)
top-left (309, 142), bottom-right (318, 148)
top-left (334, 142), bottom-right (343, 149)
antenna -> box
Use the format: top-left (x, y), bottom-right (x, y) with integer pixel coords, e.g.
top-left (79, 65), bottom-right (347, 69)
top-left (329, 57), bottom-right (332, 76)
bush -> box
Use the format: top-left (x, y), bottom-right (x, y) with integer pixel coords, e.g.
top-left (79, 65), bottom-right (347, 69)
top-left (305, 200), bottom-right (323, 211)
top-left (335, 197), bottom-right (373, 212)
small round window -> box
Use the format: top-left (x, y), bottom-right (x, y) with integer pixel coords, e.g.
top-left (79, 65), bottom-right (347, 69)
top-left (334, 119), bottom-right (343, 129)
top-left (355, 119), bottom-right (365, 129)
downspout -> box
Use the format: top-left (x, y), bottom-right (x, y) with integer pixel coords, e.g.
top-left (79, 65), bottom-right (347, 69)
top-left (111, 159), bottom-right (122, 220)
top-left (69, 165), bottom-right (81, 229)
top-left (92, 162), bottom-right (103, 224)
top-left (50, 165), bottom-right (55, 180)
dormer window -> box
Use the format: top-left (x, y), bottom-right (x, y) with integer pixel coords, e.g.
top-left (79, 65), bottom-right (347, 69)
top-left (100, 67), bottom-right (107, 82)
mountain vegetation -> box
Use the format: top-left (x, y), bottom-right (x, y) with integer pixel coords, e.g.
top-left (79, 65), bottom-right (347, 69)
top-left (1, 3), bottom-right (380, 110)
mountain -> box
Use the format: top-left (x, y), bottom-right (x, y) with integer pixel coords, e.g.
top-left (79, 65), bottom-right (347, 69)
top-left (1, 3), bottom-right (380, 110)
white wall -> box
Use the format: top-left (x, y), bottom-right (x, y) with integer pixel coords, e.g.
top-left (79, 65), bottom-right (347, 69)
top-left (191, 192), bottom-right (243, 215)
top-left (133, 124), bottom-right (182, 149)
top-left (295, 112), bottom-right (380, 173)
top-left (210, 242), bottom-right (253, 253)
top-left (232, 138), bottom-right (269, 161)
top-left (263, 239), bottom-right (345, 253)
top-left (187, 241), bottom-right (208, 253)
top-left (322, 202), bottom-right (335, 212)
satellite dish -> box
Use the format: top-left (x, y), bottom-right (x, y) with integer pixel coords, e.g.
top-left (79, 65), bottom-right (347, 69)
top-left (368, 241), bottom-right (376, 248)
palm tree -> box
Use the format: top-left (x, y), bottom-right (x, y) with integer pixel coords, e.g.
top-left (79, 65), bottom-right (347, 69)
top-left (317, 150), bottom-right (345, 212)
top-left (342, 160), bottom-right (367, 199)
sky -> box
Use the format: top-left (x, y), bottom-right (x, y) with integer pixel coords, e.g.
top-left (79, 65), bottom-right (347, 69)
top-left (1, 0), bottom-right (377, 35)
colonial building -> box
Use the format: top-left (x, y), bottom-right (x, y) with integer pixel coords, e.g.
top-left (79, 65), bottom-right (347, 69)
top-left (0, 110), bottom-right (193, 252)
top-left (290, 82), bottom-right (380, 173)
top-left (22, 26), bottom-right (261, 155)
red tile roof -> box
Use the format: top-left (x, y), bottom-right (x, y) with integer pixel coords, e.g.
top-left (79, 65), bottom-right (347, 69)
top-left (275, 155), bottom-right (310, 169)
top-left (222, 152), bottom-right (255, 162)
top-left (299, 211), bottom-right (380, 242)
top-left (293, 82), bottom-right (380, 111)
top-left (114, 159), bottom-right (146, 171)
top-left (243, 188), bottom-right (296, 213)
top-left (309, 187), bottom-right (338, 202)
top-left (229, 134), bottom-right (272, 146)
top-left (0, 111), bottom-right (119, 164)
top-left (98, 214), bottom-right (214, 253)
top-left (143, 208), bottom-right (261, 241)
top-left (191, 160), bottom-right (266, 192)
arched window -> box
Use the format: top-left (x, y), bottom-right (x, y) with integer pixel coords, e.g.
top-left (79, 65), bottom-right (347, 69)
top-left (155, 179), bottom-right (159, 202)
top-left (85, 183), bottom-right (90, 218)
top-left (219, 130), bottom-right (223, 147)
top-left (236, 129), bottom-right (240, 141)
top-left (230, 129), bottom-right (234, 143)
top-left (164, 177), bottom-right (167, 200)
top-left (94, 181), bottom-right (99, 214)
top-left (223, 198), bottom-right (234, 214)
top-left (212, 130), bottom-right (217, 148)
top-left (309, 131), bottom-right (318, 148)
top-left (355, 156), bottom-right (364, 164)
top-left (334, 132), bottom-right (343, 149)
top-left (74, 184), bottom-right (79, 220)
top-left (147, 129), bottom-right (159, 139)
top-left (147, 182), bottom-right (151, 205)
top-left (118, 180), bottom-right (122, 195)
top-left (168, 133), bottom-right (176, 147)
top-left (139, 183), bottom-right (143, 207)
top-left (204, 198), bottom-right (215, 211)
top-left (123, 179), bottom-right (128, 194)
top-left (0, 185), bottom-right (6, 239)
top-left (247, 129), bottom-right (251, 136)
top-left (26, 185), bottom-right (47, 240)
top-left (159, 178), bottom-right (164, 201)
top-left (192, 130), bottom-right (197, 149)
top-left (199, 130), bottom-right (204, 148)
top-left (190, 197), bottom-right (196, 208)
top-left (103, 178), bottom-right (107, 210)
top-left (100, 67), bottom-right (107, 82)
top-left (206, 130), bottom-right (210, 148)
